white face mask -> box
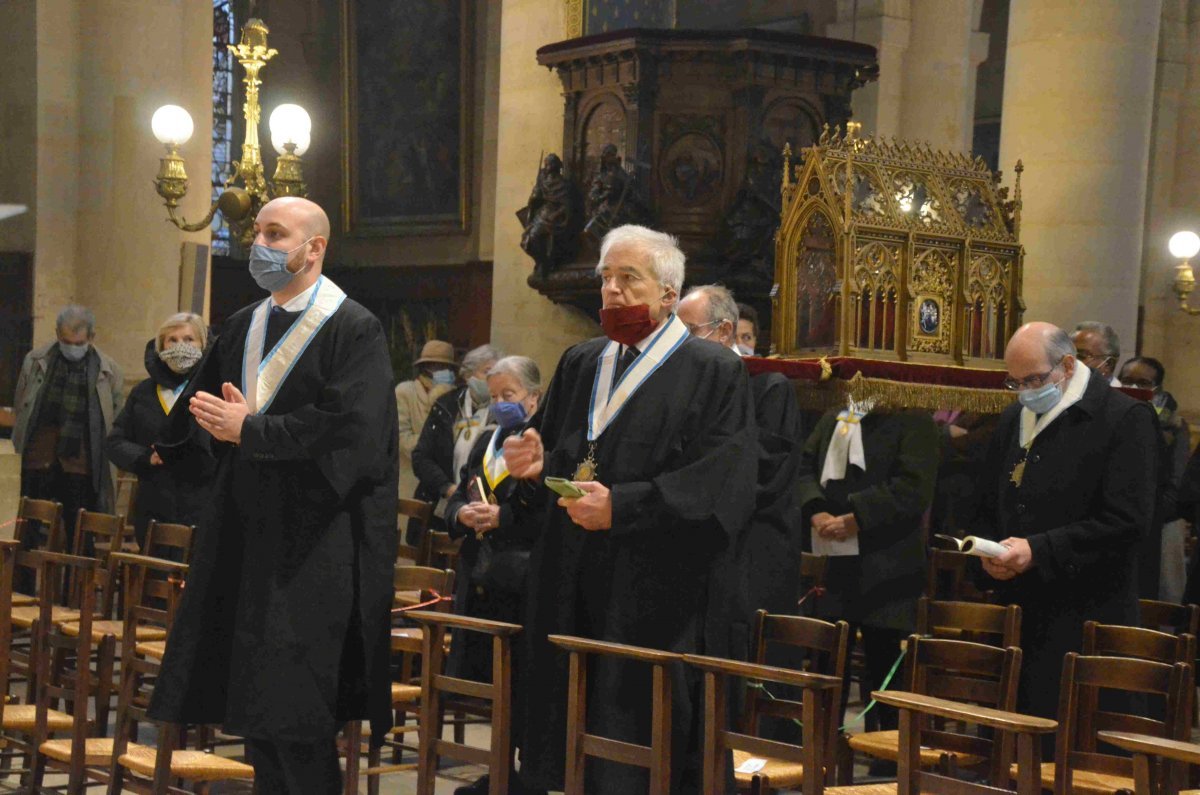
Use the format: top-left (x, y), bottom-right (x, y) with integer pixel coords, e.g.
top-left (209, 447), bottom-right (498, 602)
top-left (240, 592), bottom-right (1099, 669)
top-left (736, 344), bottom-right (754, 357)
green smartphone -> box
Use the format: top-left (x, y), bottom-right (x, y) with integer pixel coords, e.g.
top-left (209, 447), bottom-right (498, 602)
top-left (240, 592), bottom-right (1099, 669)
top-left (545, 477), bottom-right (586, 499)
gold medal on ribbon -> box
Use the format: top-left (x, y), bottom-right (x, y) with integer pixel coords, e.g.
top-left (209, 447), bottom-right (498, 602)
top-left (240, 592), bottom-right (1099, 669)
top-left (574, 442), bottom-right (597, 481)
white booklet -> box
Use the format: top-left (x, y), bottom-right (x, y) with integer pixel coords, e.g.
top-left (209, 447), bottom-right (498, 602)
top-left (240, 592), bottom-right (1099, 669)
top-left (811, 533), bottom-right (860, 557)
top-left (934, 534), bottom-right (1009, 559)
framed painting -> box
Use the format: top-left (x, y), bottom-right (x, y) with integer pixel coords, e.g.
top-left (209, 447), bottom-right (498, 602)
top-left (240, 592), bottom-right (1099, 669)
top-left (340, 0), bottom-right (473, 236)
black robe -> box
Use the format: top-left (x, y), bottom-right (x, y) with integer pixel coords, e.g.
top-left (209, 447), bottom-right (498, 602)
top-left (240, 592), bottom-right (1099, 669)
top-left (969, 372), bottom-right (1157, 722)
top-left (147, 296), bottom-right (399, 745)
top-left (104, 340), bottom-right (217, 545)
top-left (518, 334), bottom-right (757, 794)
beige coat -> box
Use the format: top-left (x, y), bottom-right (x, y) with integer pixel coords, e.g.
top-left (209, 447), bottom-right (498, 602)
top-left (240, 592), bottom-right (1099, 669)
top-left (395, 378), bottom-right (452, 500)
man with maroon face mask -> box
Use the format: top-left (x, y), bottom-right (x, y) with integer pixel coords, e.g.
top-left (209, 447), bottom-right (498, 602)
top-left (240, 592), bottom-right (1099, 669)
top-left (504, 225), bottom-right (757, 794)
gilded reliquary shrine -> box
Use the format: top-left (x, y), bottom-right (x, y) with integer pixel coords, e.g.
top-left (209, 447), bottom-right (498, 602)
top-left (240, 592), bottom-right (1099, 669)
top-left (771, 124), bottom-right (1025, 368)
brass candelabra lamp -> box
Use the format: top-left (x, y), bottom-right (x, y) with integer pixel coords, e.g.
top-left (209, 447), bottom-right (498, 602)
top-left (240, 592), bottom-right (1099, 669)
top-left (152, 18), bottom-right (310, 246)
top-left (1169, 230), bottom-right (1200, 315)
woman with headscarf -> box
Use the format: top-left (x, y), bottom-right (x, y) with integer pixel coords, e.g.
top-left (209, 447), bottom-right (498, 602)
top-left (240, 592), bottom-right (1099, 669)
top-left (105, 312), bottom-right (217, 546)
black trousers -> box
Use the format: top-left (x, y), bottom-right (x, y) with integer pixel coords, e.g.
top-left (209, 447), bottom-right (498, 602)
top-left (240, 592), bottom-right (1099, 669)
top-left (21, 463), bottom-right (96, 550)
top-left (245, 736), bottom-right (341, 795)
top-left (841, 624), bottom-right (905, 733)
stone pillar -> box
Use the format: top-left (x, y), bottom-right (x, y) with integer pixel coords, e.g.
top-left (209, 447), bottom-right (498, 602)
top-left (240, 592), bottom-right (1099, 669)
top-left (490, 0), bottom-right (597, 377)
top-left (998, 0), bottom-right (1162, 353)
top-left (826, 0), bottom-right (911, 139)
top-left (29, 0), bottom-right (212, 378)
top-left (899, 0), bottom-right (989, 152)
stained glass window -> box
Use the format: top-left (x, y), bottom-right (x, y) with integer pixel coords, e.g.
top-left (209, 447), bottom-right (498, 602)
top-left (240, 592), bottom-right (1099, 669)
top-left (211, 1), bottom-right (235, 255)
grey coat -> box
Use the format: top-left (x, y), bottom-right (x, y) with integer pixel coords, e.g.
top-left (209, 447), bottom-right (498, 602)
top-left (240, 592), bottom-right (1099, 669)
top-left (13, 341), bottom-right (124, 511)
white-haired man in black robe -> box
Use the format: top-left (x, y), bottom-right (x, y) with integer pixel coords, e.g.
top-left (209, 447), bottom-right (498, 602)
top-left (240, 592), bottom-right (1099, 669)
top-left (504, 225), bottom-right (758, 793)
top-left (148, 197), bottom-right (398, 794)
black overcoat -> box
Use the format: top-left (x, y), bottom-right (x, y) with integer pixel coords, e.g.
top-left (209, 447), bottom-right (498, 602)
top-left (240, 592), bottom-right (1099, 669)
top-left (409, 387), bottom-right (468, 539)
top-left (518, 334), bottom-right (757, 794)
top-left (147, 296), bottom-right (399, 744)
top-left (104, 340), bottom-right (216, 544)
top-left (796, 410), bottom-right (938, 631)
top-left (969, 371), bottom-right (1157, 720)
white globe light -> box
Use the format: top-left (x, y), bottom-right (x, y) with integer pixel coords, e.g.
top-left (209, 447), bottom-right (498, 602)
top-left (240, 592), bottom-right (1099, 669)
top-left (151, 105), bottom-right (194, 146)
top-left (269, 104), bottom-right (312, 156)
top-left (1168, 230), bottom-right (1200, 260)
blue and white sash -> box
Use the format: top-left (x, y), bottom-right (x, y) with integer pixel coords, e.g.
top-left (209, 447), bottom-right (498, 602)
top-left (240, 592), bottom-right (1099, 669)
top-left (588, 313), bottom-right (690, 442)
top-left (242, 276), bottom-right (347, 414)
top-left (482, 428), bottom-right (509, 491)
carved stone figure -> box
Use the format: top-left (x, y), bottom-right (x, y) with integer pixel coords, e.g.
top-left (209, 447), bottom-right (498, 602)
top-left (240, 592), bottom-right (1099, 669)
top-left (517, 153), bottom-right (582, 277)
top-left (584, 144), bottom-right (649, 241)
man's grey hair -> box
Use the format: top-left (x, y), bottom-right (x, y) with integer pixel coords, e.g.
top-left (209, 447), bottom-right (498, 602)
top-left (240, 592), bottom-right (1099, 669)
top-left (1045, 327), bottom-right (1077, 366)
top-left (56, 305), bottom-right (95, 338)
top-left (487, 355), bottom-right (542, 393)
top-left (683, 284), bottom-right (740, 327)
top-left (462, 344), bottom-right (504, 376)
top-left (596, 224), bottom-right (686, 294)
top-left (1074, 321), bottom-right (1120, 360)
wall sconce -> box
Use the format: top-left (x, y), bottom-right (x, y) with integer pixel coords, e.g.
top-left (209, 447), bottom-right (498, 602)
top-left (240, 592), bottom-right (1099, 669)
top-left (1169, 230), bottom-right (1200, 315)
top-left (151, 18), bottom-right (309, 246)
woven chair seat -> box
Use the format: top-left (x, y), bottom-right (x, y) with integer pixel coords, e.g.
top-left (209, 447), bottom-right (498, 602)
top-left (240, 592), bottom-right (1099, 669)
top-left (826, 784), bottom-right (899, 794)
top-left (849, 729), bottom-right (984, 768)
top-left (135, 641), bottom-right (166, 660)
top-left (2, 705), bottom-right (72, 732)
top-left (40, 737), bottom-right (116, 765)
top-left (392, 683), bottom-right (421, 705)
top-left (731, 749), bottom-right (809, 786)
top-left (119, 744), bottom-right (255, 781)
top-left (59, 619), bottom-right (167, 642)
top-left (1012, 761), bottom-right (1134, 794)
top-left (12, 592), bottom-right (36, 607)
top-left (10, 605), bottom-right (80, 629)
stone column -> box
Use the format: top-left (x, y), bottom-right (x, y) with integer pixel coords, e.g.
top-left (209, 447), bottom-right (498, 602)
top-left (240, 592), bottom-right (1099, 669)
top-left (998, 0), bottom-right (1162, 351)
top-left (490, 0), bottom-right (597, 377)
top-left (899, 0), bottom-right (989, 153)
top-left (826, 0), bottom-right (912, 139)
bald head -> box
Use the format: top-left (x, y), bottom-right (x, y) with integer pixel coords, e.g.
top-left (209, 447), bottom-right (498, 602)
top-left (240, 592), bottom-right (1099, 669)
top-left (262, 196), bottom-right (330, 240)
top-left (1005, 322), bottom-right (1076, 386)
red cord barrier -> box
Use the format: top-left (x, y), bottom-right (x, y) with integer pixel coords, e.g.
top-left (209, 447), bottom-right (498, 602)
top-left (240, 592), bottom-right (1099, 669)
top-left (391, 591), bottom-right (453, 615)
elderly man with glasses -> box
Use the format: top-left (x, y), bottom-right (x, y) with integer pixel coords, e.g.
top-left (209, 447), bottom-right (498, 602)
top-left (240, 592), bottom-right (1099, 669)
top-left (967, 321), bottom-right (1158, 743)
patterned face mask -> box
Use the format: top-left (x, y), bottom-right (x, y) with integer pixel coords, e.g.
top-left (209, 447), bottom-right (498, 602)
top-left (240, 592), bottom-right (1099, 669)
top-left (159, 342), bottom-right (203, 374)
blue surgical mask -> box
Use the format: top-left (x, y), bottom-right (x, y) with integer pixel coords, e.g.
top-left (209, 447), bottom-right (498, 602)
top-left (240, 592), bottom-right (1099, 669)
top-left (1018, 377), bottom-right (1064, 415)
top-left (490, 401), bottom-right (527, 430)
top-left (430, 369), bottom-right (455, 386)
top-left (468, 377), bottom-right (490, 406)
top-left (59, 342), bottom-right (89, 362)
top-left (736, 344), bottom-right (754, 357)
top-left (248, 236), bottom-right (313, 293)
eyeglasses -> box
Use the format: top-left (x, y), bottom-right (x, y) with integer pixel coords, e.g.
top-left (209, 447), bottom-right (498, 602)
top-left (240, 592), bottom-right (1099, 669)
top-left (1076, 351), bottom-right (1113, 366)
top-left (1121, 379), bottom-right (1158, 390)
top-left (1003, 358), bottom-right (1066, 391)
top-left (686, 319), bottom-right (732, 338)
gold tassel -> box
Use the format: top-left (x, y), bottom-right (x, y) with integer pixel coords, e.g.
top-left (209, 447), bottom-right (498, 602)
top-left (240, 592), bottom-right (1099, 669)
top-left (791, 371), bottom-right (1015, 414)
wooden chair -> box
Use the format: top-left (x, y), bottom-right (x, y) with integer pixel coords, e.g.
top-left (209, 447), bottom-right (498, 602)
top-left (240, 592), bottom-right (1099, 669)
top-left (23, 551), bottom-right (100, 795)
top-left (848, 636), bottom-right (1022, 787)
top-left (142, 519), bottom-right (194, 564)
top-left (825, 689), bottom-right (1058, 795)
top-left (398, 498), bottom-right (434, 564)
top-left (12, 496), bottom-right (64, 601)
top-left (1082, 621), bottom-right (1195, 666)
top-left (1041, 653), bottom-right (1192, 795)
top-left (548, 634), bottom-right (678, 795)
top-left (1140, 599), bottom-right (1200, 639)
top-left (413, 610), bottom-right (522, 795)
top-left (916, 597), bottom-right (1021, 648)
top-left (345, 565), bottom-right (456, 795)
top-left (68, 508), bottom-right (133, 611)
top-left (1095, 731), bottom-right (1200, 795)
top-left (113, 472), bottom-right (139, 537)
top-left (686, 650), bottom-right (843, 795)
top-left (426, 530), bottom-right (462, 572)
top-left (732, 610), bottom-right (849, 792)
top-left (926, 548), bottom-right (992, 603)
top-left (106, 552), bottom-right (255, 794)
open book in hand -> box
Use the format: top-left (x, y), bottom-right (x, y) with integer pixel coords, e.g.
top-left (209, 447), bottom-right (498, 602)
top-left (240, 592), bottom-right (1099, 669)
top-left (934, 534), bottom-right (1010, 559)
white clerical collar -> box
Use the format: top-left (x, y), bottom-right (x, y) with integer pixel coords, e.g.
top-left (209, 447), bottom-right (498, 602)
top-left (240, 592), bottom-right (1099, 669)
top-left (1019, 363), bottom-right (1090, 447)
top-left (271, 280), bottom-right (319, 312)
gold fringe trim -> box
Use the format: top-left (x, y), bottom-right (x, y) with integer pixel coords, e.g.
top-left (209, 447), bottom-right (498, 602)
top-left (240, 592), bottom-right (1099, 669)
top-left (793, 372), bottom-right (1016, 414)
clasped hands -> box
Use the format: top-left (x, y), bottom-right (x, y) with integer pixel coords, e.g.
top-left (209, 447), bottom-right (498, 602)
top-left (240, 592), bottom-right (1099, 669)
top-left (456, 502), bottom-right (500, 538)
top-left (811, 512), bottom-right (859, 542)
top-left (190, 382), bottom-right (250, 444)
top-left (503, 429), bottom-right (612, 531)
